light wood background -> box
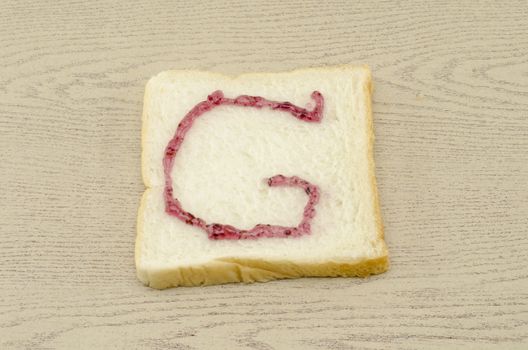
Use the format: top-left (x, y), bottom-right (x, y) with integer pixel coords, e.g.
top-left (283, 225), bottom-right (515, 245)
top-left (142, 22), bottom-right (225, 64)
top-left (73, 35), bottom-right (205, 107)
top-left (1, 1), bottom-right (527, 349)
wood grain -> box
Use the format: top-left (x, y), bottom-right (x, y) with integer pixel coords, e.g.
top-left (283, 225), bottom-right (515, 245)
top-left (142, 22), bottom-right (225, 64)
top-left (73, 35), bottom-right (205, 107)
top-left (1, 0), bottom-right (527, 349)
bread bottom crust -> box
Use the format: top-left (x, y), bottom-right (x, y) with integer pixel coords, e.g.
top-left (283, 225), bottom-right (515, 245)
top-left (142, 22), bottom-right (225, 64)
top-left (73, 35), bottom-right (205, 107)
top-left (137, 254), bottom-right (389, 289)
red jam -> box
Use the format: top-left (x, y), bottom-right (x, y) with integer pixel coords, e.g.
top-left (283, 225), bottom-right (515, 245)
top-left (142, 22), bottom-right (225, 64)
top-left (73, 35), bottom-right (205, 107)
top-left (163, 90), bottom-right (324, 240)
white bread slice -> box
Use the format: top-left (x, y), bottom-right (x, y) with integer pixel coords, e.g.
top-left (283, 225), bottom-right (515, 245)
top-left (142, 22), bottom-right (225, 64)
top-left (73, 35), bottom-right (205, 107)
top-left (136, 65), bottom-right (388, 289)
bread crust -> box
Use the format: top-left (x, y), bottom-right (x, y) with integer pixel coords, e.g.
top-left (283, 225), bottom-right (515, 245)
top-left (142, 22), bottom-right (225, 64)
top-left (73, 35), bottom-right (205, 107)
top-left (363, 66), bottom-right (390, 265)
top-left (136, 65), bottom-right (388, 289)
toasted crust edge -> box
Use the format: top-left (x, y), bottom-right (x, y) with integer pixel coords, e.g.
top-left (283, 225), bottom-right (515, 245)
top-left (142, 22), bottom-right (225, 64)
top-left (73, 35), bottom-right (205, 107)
top-left (135, 65), bottom-right (388, 289)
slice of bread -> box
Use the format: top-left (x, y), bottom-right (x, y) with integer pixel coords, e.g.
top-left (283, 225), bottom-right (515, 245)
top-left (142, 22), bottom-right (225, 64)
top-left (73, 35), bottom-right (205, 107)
top-left (136, 65), bottom-right (388, 289)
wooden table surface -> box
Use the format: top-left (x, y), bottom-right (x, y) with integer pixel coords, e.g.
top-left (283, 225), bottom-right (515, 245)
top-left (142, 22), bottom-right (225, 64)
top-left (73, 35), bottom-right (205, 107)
top-left (1, 1), bottom-right (527, 349)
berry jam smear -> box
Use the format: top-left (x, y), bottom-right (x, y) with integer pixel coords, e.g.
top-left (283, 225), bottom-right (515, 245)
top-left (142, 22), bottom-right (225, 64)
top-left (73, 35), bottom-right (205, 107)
top-left (163, 90), bottom-right (324, 240)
